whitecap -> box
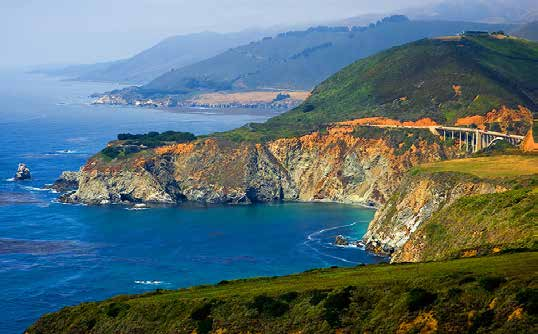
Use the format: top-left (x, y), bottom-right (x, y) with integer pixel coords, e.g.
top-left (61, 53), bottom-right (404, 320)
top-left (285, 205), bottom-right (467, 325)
top-left (55, 149), bottom-right (78, 154)
top-left (134, 280), bottom-right (163, 285)
top-left (23, 186), bottom-right (49, 192)
top-left (125, 207), bottom-right (148, 211)
top-left (5, 178), bottom-right (15, 182)
top-left (303, 222), bottom-right (362, 265)
top-left (334, 244), bottom-right (359, 249)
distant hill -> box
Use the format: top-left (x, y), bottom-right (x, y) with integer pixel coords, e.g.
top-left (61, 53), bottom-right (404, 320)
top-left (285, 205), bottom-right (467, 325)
top-left (127, 17), bottom-right (510, 97)
top-left (39, 30), bottom-right (278, 84)
top-left (403, 0), bottom-right (538, 24)
top-left (219, 34), bottom-right (538, 141)
top-left (512, 21), bottom-right (538, 41)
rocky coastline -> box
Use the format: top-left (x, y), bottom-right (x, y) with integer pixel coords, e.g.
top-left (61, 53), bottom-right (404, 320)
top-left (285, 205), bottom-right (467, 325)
top-left (56, 123), bottom-right (461, 206)
top-left (50, 121), bottom-right (476, 261)
top-left (50, 116), bottom-right (534, 263)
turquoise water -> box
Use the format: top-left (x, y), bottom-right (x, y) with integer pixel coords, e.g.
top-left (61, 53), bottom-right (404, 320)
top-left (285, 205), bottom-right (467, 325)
top-left (0, 71), bottom-right (384, 333)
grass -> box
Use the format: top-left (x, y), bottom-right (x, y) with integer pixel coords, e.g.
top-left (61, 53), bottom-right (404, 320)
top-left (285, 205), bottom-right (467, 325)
top-left (418, 155), bottom-right (538, 178)
top-left (28, 252), bottom-right (538, 333)
top-left (401, 185), bottom-right (538, 262)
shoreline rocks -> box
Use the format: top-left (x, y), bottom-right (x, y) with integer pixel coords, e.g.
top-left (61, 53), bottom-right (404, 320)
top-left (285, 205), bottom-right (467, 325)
top-left (14, 163), bottom-right (31, 181)
top-left (45, 171), bottom-right (80, 192)
top-left (334, 235), bottom-right (350, 246)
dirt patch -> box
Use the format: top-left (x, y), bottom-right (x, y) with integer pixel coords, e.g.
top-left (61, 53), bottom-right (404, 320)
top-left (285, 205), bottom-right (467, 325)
top-left (188, 91), bottom-right (310, 105)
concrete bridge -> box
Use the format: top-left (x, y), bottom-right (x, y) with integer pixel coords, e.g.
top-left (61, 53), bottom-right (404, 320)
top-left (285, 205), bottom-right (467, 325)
top-left (433, 126), bottom-right (525, 153)
top-left (362, 124), bottom-right (525, 153)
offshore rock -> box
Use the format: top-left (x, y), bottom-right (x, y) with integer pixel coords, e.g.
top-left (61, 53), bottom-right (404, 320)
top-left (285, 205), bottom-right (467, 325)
top-left (334, 235), bottom-right (349, 246)
top-left (14, 163), bottom-right (31, 180)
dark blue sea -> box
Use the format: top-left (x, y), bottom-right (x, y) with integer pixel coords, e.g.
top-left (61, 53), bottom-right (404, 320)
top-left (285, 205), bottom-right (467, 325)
top-left (0, 71), bottom-right (384, 333)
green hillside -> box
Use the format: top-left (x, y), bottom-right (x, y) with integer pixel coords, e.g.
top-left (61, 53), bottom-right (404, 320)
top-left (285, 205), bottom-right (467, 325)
top-left (217, 34), bottom-right (538, 142)
top-left (127, 18), bottom-right (509, 94)
top-left (27, 252), bottom-right (538, 333)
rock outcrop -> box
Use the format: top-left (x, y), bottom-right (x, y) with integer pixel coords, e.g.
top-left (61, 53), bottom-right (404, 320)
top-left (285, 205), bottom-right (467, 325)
top-left (334, 235), bottom-right (349, 246)
top-left (45, 171), bottom-right (80, 192)
top-left (60, 125), bottom-right (461, 206)
top-left (14, 163), bottom-right (31, 180)
top-left (363, 172), bottom-right (507, 262)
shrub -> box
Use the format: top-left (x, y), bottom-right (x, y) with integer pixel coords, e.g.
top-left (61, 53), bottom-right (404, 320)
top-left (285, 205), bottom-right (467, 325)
top-left (105, 302), bottom-right (130, 318)
top-left (101, 145), bottom-right (141, 159)
top-left (323, 286), bottom-right (356, 326)
top-left (406, 288), bottom-right (437, 311)
top-left (191, 302), bottom-right (212, 321)
top-left (478, 276), bottom-right (506, 292)
top-left (117, 131), bottom-right (196, 144)
top-left (469, 309), bottom-right (494, 332)
top-left (516, 288), bottom-right (538, 315)
top-left (303, 103), bottom-right (315, 113)
top-left (197, 319), bottom-right (213, 334)
top-left (309, 290), bottom-right (328, 305)
top-left (458, 276), bottom-right (477, 285)
top-left (447, 287), bottom-right (463, 298)
top-left (279, 291), bottom-right (299, 302)
top-left (250, 295), bottom-right (289, 317)
top-left (103, 131), bottom-right (197, 158)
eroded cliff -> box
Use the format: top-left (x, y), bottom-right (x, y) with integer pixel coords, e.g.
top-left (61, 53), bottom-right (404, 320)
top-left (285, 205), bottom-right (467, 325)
top-left (364, 161), bottom-right (537, 263)
top-left (63, 125), bottom-right (460, 206)
top-left (363, 172), bottom-right (506, 258)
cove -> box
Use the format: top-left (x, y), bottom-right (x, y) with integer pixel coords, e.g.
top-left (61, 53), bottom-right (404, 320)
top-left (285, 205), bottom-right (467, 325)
top-left (0, 71), bottom-right (385, 333)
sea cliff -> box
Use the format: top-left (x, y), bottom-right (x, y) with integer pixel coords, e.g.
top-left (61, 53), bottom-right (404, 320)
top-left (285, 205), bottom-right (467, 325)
top-left (61, 124), bottom-right (460, 206)
top-left (364, 156), bottom-right (537, 263)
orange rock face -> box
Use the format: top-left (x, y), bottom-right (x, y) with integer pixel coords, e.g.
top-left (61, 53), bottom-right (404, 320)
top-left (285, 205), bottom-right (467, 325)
top-left (522, 127), bottom-right (538, 152)
top-left (455, 105), bottom-right (533, 134)
top-left (335, 117), bottom-right (438, 128)
top-left (70, 119), bottom-right (463, 205)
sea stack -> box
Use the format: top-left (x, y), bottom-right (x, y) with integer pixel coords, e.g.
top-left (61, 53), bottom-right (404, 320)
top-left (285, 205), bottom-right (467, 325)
top-left (334, 235), bottom-right (349, 246)
top-left (14, 163), bottom-right (31, 181)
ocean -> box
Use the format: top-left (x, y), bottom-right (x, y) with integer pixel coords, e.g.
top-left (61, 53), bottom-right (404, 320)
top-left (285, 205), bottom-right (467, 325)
top-left (0, 71), bottom-right (385, 333)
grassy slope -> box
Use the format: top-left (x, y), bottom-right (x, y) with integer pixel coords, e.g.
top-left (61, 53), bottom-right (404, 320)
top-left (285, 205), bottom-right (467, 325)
top-left (410, 186), bottom-right (537, 262)
top-left (28, 253), bottom-right (538, 333)
top-left (215, 35), bottom-right (538, 142)
top-left (419, 154), bottom-right (538, 178)
top-left (400, 154), bottom-right (538, 262)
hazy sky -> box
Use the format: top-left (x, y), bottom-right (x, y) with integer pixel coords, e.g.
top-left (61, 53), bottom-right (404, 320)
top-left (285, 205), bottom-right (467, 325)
top-left (1, 0), bottom-right (434, 67)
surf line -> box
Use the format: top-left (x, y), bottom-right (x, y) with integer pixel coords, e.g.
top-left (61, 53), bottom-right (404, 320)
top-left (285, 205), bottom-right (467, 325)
top-left (304, 222), bottom-right (361, 265)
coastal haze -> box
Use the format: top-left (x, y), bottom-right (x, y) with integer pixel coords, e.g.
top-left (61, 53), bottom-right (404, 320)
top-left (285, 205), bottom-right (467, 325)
top-left (1, 0), bottom-right (429, 68)
top-left (7, 0), bottom-right (537, 68)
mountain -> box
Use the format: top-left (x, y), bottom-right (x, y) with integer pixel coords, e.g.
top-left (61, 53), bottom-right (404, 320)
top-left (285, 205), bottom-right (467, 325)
top-left (111, 17), bottom-right (510, 102)
top-left (512, 21), bottom-right (538, 41)
top-left (221, 33), bottom-right (538, 141)
top-left (58, 34), bottom-right (538, 206)
top-left (403, 0), bottom-right (538, 24)
top-left (40, 30), bottom-right (279, 84)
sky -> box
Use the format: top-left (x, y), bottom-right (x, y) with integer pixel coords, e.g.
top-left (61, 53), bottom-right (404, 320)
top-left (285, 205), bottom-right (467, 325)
top-left (0, 0), bottom-right (434, 67)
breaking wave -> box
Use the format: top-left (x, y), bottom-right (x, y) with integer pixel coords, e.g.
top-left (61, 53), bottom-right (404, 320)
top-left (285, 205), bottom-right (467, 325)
top-left (303, 222), bottom-right (362, 265)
